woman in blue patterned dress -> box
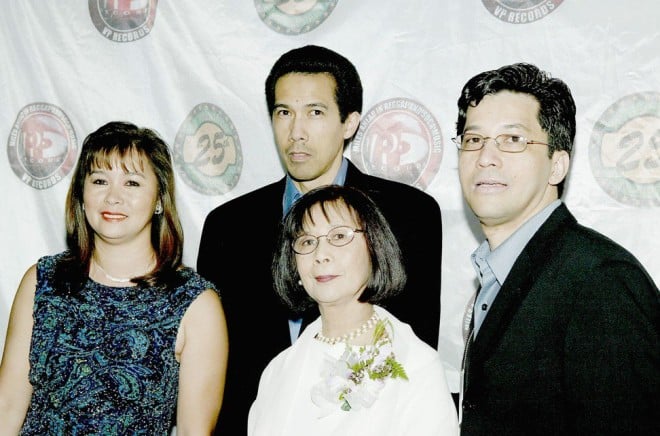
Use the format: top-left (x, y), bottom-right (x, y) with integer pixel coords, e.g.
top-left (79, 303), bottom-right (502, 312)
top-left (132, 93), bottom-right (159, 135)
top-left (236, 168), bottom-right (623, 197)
top-left (0, 121), bottom-right (229, 434)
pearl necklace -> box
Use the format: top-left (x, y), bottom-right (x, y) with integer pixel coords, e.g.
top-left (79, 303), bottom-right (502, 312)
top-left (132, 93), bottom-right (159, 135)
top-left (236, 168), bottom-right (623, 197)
top-left (315, 311), bottom-right (379, 345)
top-left (93, 260), bottom-right (153, 284)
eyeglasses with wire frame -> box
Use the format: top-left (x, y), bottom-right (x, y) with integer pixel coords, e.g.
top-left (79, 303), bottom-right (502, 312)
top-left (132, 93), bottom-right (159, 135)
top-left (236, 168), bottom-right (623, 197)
top-left (292, 226), bottom-right (364, 255)
top-left (452, 133), bottom-right (549, 153)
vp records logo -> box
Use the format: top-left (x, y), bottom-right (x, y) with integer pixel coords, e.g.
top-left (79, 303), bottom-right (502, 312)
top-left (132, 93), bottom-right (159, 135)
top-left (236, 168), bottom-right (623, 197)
top-left (7, 103), bottom-right (77, 190)
top-left (482, 0), bottom-right (563, 24)
top-left (350, 98), bottom-right (443, 190)
top-left (89, 0), bottom-right (158, 42)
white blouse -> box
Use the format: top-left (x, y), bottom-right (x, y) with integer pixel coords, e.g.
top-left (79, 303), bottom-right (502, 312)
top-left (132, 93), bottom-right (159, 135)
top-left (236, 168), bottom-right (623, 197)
top-left (248, 306), bottom-right (459, 435)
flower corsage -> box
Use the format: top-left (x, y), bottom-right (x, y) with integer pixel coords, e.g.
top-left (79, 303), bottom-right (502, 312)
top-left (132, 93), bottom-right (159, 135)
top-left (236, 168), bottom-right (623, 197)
top-left (311, 318), bottom-right (408, 415)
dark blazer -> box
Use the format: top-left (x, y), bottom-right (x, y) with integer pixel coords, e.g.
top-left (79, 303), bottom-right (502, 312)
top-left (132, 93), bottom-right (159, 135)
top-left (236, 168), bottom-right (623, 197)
top-left (461, 203), bottom-right (660, 435)
top-left (197, 160), bottom-right (442, 435)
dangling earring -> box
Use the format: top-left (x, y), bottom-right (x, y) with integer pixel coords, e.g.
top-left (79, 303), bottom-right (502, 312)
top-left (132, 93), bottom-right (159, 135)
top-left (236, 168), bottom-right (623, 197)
top-left (297, 279), bottom-right (302, 286)
top-left (154, 201), bottom-right (163, 215)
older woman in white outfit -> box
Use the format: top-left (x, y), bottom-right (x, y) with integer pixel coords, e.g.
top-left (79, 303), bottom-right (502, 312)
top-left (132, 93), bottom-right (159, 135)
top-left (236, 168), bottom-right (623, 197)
top-left (248, 185), bottom-right (458, 435)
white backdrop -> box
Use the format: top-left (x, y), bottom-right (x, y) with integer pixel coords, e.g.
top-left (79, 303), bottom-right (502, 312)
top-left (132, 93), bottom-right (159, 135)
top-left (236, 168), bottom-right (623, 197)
top-left (1, 0), bottom-right (658, 393)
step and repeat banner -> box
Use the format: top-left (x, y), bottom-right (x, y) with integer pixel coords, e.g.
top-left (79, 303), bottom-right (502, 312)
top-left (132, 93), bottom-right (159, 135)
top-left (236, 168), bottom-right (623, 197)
top-left (1, 0), bottom-right (658, 392)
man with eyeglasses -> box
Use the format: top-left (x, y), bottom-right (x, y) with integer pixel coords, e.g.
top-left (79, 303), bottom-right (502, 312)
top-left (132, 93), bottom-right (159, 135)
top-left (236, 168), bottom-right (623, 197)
top-left (456, 62), bottom-right (659, 435)
top-left (197, 45), bottom-right (443, 434)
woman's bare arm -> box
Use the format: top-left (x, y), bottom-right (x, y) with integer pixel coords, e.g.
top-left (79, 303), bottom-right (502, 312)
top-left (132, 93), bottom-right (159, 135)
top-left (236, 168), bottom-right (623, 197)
top-left (175, 288), bottom-right (229, 435)
top-left (0, 264), bottom-right (37, 434)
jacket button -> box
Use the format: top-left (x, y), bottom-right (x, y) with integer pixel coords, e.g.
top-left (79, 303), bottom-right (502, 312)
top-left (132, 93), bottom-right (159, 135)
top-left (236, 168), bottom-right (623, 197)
top-left (462, 400), bottom-right (475, 410)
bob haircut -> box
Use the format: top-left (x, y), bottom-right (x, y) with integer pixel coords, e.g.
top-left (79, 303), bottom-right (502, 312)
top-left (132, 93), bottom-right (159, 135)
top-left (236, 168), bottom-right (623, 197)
top-left (272, 184), bottom-right (406, 313)
top-left (54, 121), bottom-right (184, 294)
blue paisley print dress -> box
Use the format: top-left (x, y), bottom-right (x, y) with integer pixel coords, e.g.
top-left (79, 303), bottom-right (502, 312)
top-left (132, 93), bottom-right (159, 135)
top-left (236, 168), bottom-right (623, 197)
top-left (20, 252), bottom-right (218, 435)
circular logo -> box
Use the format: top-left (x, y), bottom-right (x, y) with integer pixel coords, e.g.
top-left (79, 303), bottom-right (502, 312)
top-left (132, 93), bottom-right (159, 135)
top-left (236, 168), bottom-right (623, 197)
top-left (350, 98), bottom-right (443, 190)
top-left (7, 103), bottom-right (78, 190)
top-left (173, 103), bottom-right (243, 195)
top-left (89, 0), bottom-right (158, 42)
top-left (588, 92), bottom-right (660, 207)
top-left (482, 0), bottom-right (564, 24)
top-left (254, 0), bottom-right (338, 35)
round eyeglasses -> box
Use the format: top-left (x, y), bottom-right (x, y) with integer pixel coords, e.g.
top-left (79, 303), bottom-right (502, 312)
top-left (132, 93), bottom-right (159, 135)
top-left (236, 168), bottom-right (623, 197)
top-left (452, 133), bottom-right (548, 153)
top-left (292, 226), bottom-right (364, 255)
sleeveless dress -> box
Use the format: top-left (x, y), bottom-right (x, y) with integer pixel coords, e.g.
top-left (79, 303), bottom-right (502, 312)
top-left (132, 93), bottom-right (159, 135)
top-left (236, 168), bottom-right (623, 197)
top-left (20, 252), bottom-right (218, 435)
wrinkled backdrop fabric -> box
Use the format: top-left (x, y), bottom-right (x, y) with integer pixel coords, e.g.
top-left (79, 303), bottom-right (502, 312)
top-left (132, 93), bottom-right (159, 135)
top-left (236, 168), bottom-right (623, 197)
top-left (1, 0), bottom-right (658, 394)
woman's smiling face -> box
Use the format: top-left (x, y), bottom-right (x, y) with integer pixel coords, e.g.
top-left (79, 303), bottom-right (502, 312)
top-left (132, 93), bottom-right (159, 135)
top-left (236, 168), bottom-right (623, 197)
top-left (295, 202), bottom-right (371, 309)
top-left (83, 152), bottom-right (160, 245)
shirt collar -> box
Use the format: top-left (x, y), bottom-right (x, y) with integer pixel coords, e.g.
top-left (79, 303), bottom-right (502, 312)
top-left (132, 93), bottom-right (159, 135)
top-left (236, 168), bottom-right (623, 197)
top-left (471, 199), bottom-right (562, 285)
top-left (282, 157), bottom-right (349, 216)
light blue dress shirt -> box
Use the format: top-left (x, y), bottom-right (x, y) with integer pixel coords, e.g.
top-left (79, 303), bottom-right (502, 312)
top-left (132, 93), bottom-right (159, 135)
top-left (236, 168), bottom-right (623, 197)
top-left (471, 200), bottom-right (561, 336)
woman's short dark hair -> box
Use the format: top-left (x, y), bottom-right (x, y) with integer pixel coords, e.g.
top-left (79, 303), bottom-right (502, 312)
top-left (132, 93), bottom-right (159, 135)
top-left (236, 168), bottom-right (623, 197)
top-left (272, 185), bottom-right (406, 313)
top-left (55, 121), bottom-right (184, 294)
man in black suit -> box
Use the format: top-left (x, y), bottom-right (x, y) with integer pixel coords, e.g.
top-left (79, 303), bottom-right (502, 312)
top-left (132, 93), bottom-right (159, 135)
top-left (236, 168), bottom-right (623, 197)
top-left (456, 62), bottom-right (659, 435)
top-left (197, 45), bottom-right (442, 434)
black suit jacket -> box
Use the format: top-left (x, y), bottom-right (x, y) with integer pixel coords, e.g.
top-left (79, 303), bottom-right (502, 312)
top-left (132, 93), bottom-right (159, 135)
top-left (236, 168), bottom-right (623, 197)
top-left (197, 160), bottom-right (442, 435)
top-left (461, 203), bottom-right (660, 435)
